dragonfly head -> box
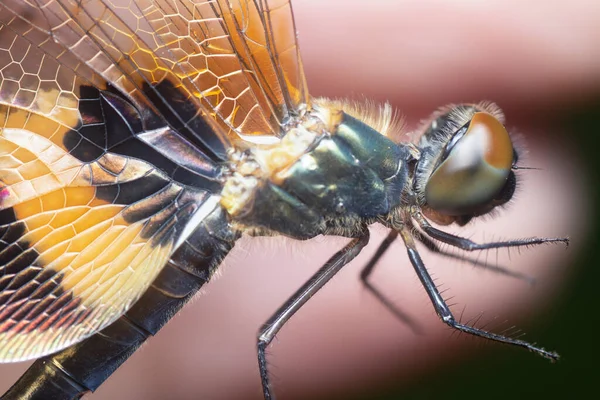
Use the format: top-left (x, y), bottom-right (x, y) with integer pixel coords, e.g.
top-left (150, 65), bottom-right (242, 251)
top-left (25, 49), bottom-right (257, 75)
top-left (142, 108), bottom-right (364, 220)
top-left (413, 103), bottom-right (517, 226)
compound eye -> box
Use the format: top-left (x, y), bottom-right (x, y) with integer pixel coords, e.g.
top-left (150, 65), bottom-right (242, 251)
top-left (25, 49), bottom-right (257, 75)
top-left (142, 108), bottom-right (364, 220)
top-left (425, 112), bottom-right (514, 215)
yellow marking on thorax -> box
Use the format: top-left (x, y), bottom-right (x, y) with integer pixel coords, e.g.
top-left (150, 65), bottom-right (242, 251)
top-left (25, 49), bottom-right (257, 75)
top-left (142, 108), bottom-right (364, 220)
top-left (220, 114), bottom-right (324, 217)
top-left (220, 99), bottom-right (404, 218)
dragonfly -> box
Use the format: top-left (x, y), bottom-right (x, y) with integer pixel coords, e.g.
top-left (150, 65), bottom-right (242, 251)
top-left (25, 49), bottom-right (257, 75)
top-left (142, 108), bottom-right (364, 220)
top-left (0, 0), bottom-right (569, 399)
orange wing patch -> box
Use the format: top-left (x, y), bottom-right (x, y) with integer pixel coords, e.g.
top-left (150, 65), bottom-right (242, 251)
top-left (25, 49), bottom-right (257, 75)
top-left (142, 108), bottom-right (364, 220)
top-left (0, 117), bottom-right (195, 361)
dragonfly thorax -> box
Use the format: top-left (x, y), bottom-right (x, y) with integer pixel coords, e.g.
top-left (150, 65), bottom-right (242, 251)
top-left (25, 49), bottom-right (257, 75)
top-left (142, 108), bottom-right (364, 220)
top-left (221, 101), bottom-right (413, 239)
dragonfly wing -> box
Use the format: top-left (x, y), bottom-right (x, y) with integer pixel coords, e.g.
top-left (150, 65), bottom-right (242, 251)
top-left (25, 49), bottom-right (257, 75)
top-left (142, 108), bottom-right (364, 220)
top-left (216, 0), bottom-right (310, 139)
top-left (0, 1), bottom-right (222, 362)
top-left (0, 0), bottom-right (309, 362)
top-left (3, 0), bottom-right (309, 143)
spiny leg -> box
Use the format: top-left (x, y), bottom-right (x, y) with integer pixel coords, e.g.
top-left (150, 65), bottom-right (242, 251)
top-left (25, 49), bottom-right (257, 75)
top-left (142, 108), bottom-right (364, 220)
top-left (413, 211), bottom-right (569, 251)
top-left (358, 225), bottom-right (534, 335)
top-left (398, 227), bottom-right (559, 361)
top-left (359, 230), bottom-right (423, 334)
top-left (414, 227), bottom-right (536, 284)
top-left (257, 231), bottom-right (370, 400)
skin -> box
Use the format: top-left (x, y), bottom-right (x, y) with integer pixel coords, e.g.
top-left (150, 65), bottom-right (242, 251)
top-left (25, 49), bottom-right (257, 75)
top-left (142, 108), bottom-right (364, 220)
top-left (0, 1), bottom-right (596, 399)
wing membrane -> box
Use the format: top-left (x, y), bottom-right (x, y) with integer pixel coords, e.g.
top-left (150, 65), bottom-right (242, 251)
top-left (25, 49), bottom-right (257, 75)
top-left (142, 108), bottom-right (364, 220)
top-left (0, 0), bottom-right (309, 361)
top-left (0, 1), bottom-right (220, 361)
top-left (0, 112), bottom-right (211, 361)
top-left (2, 0), bottom-right (309, 145)
top-left (218, 0), bottom-right (309, 136)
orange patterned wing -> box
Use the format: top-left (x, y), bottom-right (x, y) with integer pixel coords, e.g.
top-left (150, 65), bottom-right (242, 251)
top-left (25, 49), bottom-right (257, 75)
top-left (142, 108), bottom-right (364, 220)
top-left (216, 0), bottom-right (310, 139)
top-left (2, 0), bottom-right (309, 146)
top-left (0, 0), bottom-right (308, 362)
top-left (0, 0), bottom-right (230, 361)
top-left (149, 0), bottom-right (311, 139)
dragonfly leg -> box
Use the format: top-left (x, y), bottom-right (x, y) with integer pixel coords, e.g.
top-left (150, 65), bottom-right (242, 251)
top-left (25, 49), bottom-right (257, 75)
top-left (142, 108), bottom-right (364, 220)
top-left (257, 230), bottom-right (370, 400)
top-left (359, 230), bottom-right (398, 282)
top-left (398, 227), bottom-right (560, 361)
top-left (359, 230), bottom-right (423, 334)
top-left (414, 227), bottom-right (537, 284)
top-left (413, 211), bottom-right (569, 251)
